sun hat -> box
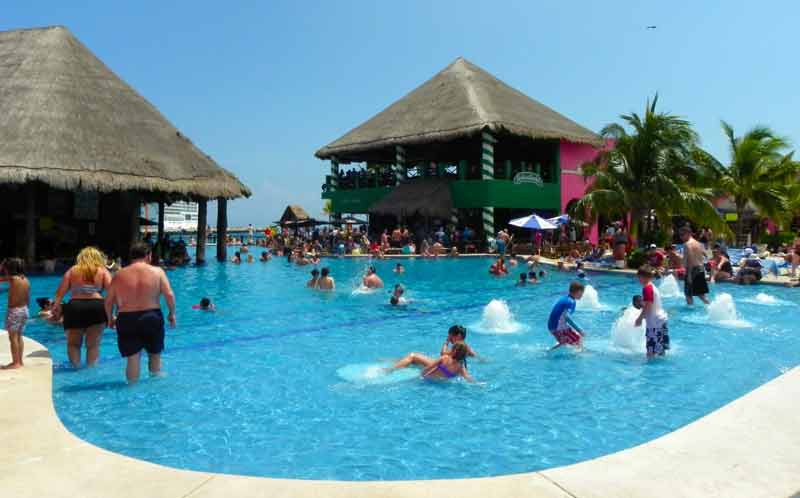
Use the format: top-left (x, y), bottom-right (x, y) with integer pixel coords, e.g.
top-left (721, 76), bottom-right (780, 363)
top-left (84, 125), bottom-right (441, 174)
top-left (649, 243), bottom-right (657, 249)
top-left (743, 248), bottom-right (754, 256)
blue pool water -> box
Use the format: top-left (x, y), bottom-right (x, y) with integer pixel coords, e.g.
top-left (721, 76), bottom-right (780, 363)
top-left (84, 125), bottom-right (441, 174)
top-left (10, 258), bottom-right (800, 480)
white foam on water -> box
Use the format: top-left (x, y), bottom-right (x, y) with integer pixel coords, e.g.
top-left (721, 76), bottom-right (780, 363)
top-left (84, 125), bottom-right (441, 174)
top-left (742, 293), bottom-right (792, 306)
top-left (576, 285), bottom-right (607, 311)
top-left (351, 284), bottom-right (377, 296)
top-left (336, 363), bottom-right (419, 385)
top-left (659, 275), bottom-right (682, 299)
top-left (706, 293), bottom-right (752, 328)
top-left (610, 306), bottom-right (645, 354)
top-left (472, 299), bottom-right (526, 334)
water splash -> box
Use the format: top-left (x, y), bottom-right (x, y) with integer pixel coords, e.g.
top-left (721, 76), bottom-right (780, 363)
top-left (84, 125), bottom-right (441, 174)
top-left (610, 307), bottom-right (645, 354)
top-left (473, 299), bottom-right (524, 334)
top-left (707, 293), bottom-right (752, 328)
top-left (742, 292), bottom-right (792, 307)
top-left (576, 285), bottom-right (607, 311)
top-left (659, 275), bottom-right (682, 299)
top-left (336, 363), bottom-right (418, 385)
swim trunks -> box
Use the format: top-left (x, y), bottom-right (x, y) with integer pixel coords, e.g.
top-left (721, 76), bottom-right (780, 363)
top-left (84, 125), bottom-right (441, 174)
top-left (551, 328), bottom-right (582, 345)
top-left (5, 306), bottom-right (29, 333)
top-left (116, 309), bottom-right (165, 357)
top-left (684, 266), bottom-right (709, 296)
top-left (62, 298), bottom-right (107, 330)
top-left (646, 322), bottom-right (670, 356)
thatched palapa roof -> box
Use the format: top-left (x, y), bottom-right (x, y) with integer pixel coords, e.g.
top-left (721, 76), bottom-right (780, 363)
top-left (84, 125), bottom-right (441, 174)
top-left (316, 57), bottom-right (602, 161)
top-left (0, 26), bottom-right (250, 199)
top-left (279, 204), bottom-right (311, 224)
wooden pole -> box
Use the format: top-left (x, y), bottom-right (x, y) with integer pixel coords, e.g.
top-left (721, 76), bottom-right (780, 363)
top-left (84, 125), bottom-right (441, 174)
top-left (216, 197), bottom-right (227, 262)
top-left (129, 193), bottom-right (140, 249)
top-left (25, 184), bottom-right (36, 264)
top-left (196, 199), bottom-right (208, 264)
top-left (157, 200), bottom-right (165, 242)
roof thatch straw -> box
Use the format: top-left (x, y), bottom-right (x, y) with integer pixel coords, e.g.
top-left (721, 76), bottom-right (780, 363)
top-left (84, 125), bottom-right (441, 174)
top-left (0, 26), bottom-right (250, 199)
top-left (279, 204), bottom-right (311, 224)
top-left (369, 179), bottom-right (453, 218)
top-left (316, 57), bottom-right (602, 160)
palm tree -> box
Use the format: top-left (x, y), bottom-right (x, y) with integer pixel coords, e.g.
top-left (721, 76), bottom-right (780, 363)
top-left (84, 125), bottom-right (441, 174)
top-left (322, 199), bottom-right (334, 221)
top-left (572, 95), bottom-right (726, 241)
top-left (693, 122), bottom-right (797, 242)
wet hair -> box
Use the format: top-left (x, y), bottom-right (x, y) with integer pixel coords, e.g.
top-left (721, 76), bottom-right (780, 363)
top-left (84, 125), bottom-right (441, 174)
top-left (569, 281), bottom-right (585, 294)
top-left (519, 272), bottom-right (527, 281)
top-left (637, 265), bottom-right (655, 278)
top-left (528, 271), bottom-right (537, 280)
top-left (321, 267), bottom-right (330, 277)
top-left (36, 297), bottom-right (52, 309)
top-left (450, 342), bottom-right (469, 362)
top-left (390, 296), bottom-right (400, 305)
top-left (632, 295), bottom-right (643, 309)
top-left (129, 241), bottom-right (151, 260)
top-left (679, 226), bottom-right (692, 237)
top-left (368, 265), bottom-right (376, 274)
top-left (200, 297), bottom-right (211, 309)
top-left (538, 271), bottom-right (545, 278)
top-left (311, 268), bottom-right (320, 276)
top-left (2, 257), bottom-right (24, 276)
top-left (448, 324), bottom-right (467, 339)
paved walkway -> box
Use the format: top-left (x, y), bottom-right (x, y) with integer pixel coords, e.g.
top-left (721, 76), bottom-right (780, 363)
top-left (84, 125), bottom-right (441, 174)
top-left (1, 333), bottom-right (798, 498)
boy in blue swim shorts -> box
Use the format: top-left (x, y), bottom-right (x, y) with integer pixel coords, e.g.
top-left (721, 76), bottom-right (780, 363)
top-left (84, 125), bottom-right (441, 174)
top-left (547, 281), bottom-right (585, 350)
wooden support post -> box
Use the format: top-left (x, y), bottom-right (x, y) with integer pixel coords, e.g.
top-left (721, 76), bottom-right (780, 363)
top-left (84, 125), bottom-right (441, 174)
top-left (129, 193), bottom-right (140, 248)
top-left (157, 200), bottom-right (165, 242)
top-left (25, 184), bottom-right (36, 265)
top-left (505, 159), bottom-right (512, 180)
top-left (458, 160), bottom-right (467, 180)
top-left (216, 197), bottom-right (227, 262)
top-left (196, 199), bottom-right (208, 264)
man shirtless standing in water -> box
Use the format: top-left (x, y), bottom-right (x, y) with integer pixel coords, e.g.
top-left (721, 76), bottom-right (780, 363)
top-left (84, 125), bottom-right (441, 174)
top-left (680, 227), bottom-right (710, 305)
top-left (105, 242), bottom-right (176, 383)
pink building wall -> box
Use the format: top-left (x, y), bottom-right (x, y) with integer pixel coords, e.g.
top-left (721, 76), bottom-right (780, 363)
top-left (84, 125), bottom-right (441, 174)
top-left (559, 140), bottom-right (601, 244)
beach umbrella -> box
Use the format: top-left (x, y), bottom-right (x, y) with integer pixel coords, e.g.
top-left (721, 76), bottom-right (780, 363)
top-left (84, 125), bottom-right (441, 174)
top-left (547, 214), bottom-right (570, 226)
top-left (508, 213), bottom-right (557, 230)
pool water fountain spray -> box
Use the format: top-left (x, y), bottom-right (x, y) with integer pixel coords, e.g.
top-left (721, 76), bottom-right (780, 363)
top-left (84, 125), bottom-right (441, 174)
top-left (576, 284), bottom-right (606, 311)
top-left (706, 293), bottom-right (751, 328)
top-left (610, 306), bottom-right (645, 353)
top-left (659, 274), bottom-right (682, 299)
top-left (476, 299), bottom-right (524, 334)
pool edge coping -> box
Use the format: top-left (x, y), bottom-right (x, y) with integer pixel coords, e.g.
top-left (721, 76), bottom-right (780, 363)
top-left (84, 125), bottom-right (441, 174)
top-left (1, 333), bottom-right (799, 498)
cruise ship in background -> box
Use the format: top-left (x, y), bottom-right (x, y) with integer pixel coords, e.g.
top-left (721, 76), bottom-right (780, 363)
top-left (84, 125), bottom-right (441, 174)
top-left (142, 201), bottom-right (199, 231)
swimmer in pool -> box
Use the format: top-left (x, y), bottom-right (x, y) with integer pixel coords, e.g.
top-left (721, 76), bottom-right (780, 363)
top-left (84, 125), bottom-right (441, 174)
top-left (194, 297), bottom-right (215, 311)
top-left (440, 324), bottom-right (477, 359)
top-left (317, 267), bottom-right (335, 291)
top-left (393, 263), bottom-right (405, 273)
top-left (307, 268), bottom-right (320, 288)
top-left (363, 266), bottom-right (384, 289)
top-left (528, 271), bottom-right (539, 284)
top-left (389, 342), bottom-right (474, 382)
top-left (389, 284), bottom-right (405, 306)
top-left (516, 272), bottom-right (527, 286)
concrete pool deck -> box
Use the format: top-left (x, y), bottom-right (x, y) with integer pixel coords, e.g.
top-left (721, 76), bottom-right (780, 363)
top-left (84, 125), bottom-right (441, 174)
top-left (2, 332), bottom-right (799, 498)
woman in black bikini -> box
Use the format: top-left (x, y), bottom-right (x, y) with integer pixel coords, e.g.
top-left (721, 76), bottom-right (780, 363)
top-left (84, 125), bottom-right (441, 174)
top-left (53, 247), bottom-right (112, 367)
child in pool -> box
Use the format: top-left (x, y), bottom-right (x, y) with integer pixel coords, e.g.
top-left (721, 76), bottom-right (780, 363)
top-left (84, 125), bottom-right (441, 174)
top-left (1, 258), bottom-right (30, 369)
top-left (440, 324), bottom-right (477, 359)
top-left (193, 297), bottom-right (216, 312)
top-left (516, 273), bottom-right (527, 286)
top-left (389, 284), bottom-right (405, 306)
top-left (547, 281), bottom-right (585, 350)
top-left (393, 263), bottom-right (405, 273)
top-left (528, 271), bottom-right (539, 284)
top-left (634, 265), bottom-right (670, 357)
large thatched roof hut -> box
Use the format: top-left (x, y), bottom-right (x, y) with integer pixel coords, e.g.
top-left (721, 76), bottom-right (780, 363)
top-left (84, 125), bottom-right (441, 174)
top-left (0, 26), bottom-right (250, 263)
top-left (316, 57), bottom-right (603, 245)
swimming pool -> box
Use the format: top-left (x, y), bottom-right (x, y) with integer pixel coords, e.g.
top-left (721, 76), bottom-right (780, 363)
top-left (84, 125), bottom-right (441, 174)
top-left (16, 258), bottom-right (800, 481)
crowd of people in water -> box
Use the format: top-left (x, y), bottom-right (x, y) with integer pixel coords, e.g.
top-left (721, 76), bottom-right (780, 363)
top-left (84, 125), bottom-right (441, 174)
top-left (0, 223), bottom-right (796, 381)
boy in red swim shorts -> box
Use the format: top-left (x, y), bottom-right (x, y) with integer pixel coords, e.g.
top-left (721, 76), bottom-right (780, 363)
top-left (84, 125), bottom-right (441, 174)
top-left (547, 281), bottom-right (585, 350)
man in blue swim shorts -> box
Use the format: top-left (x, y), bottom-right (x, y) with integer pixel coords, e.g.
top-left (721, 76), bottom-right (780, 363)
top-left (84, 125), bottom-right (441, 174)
top-left (105, 242), bottom-right (176, 384)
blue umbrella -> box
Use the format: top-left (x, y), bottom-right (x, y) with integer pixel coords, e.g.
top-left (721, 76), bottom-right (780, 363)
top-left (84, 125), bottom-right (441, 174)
top-left (508, 213), bottom-right (557, 230)
top-left (547, 214), bottom-right (570, 226)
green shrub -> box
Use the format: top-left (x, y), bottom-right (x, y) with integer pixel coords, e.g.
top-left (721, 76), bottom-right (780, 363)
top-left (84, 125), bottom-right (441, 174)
top-left (759, 231), bottom-right (795, 248)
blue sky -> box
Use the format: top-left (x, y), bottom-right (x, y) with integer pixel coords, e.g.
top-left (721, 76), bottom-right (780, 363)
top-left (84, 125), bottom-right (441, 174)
top-left (4, 1), bottom-right (798, 226)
